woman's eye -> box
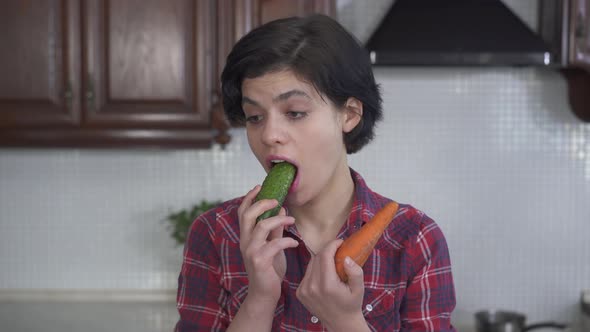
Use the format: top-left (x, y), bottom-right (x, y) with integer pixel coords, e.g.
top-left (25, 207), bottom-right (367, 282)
top-left (245, 115), bottom-right (262, 123)
top-left (286, 111), bottom-right (307, 119)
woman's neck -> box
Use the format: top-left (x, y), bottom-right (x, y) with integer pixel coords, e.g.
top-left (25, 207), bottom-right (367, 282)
top-left (290, 161), bottom-right (355, 246)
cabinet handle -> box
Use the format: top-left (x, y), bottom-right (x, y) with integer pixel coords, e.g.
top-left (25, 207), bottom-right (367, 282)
top-left (64, 81), bottom-right (73, 109)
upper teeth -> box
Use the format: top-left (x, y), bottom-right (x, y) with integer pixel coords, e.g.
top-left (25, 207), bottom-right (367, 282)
top-left (271, 160), bottom-right (285, 164)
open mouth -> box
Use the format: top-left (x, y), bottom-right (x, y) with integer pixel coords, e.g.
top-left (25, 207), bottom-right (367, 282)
top-left (268, 159), bottom-right (299, 193)
top-left (267, 157), bottom-right (296, 170)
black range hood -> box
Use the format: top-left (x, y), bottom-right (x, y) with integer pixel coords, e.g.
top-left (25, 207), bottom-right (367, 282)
top-left (366, 0), bottom-right (553, 66)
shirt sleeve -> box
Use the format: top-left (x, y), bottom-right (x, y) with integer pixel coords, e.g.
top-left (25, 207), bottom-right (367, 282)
top-left (175, 212), bottom-right (231, 332)
top-left (400, 215), bottom-right (456, 331)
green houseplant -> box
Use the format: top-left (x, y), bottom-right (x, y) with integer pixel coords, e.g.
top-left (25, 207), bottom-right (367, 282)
top-left (165, 200), bottom-right (221, 246)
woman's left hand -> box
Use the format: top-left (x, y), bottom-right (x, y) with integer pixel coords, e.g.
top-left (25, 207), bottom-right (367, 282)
top-left (295, 239), bottom-right (370, 332)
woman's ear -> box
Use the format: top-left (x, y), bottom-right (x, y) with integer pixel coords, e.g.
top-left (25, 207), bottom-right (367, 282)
top-left (342, 97), bottom-right (363, 133)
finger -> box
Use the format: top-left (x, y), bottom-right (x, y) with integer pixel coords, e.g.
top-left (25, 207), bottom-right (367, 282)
top-left (255, 237), bottom-right (299, 265)
top-left (238, 185), bottom-right (260, 216)
top-left (268, 207), bottom-right (288, 241)
top-left (238, 185), bottom-right (261, 229)
top-left (318, 239), bottom-right (344, 285)
top-left (241, 198), bottom-right (279, 235)
top-left (250, 214), bottom-right (295, 246)
top-left (321, 238), bottom-right (344, 258)
top-left (343, 256), bottom-right (364, 295)
top-left (244, 198), bottom-right (279, 223)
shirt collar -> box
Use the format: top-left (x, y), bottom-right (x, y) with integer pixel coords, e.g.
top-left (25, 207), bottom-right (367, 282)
top-left (337, 168), bottom-right (377, 238)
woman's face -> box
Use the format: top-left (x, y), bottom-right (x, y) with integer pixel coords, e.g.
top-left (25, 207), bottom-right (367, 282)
top-left (241, 69), bottom-right (355, 207)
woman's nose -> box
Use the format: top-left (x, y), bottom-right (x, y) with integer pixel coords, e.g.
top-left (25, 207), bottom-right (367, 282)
top-left (261, 117), bottom-right (287, 146)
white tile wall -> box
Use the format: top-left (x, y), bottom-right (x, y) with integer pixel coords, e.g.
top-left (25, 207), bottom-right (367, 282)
top-left (0, 0), bottom-right (589, 330)
top-left (0, 139), bottom-right (265, 290)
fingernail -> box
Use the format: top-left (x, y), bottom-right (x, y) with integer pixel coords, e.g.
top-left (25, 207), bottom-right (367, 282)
top-left (345, 256), bottom-right (353, 266)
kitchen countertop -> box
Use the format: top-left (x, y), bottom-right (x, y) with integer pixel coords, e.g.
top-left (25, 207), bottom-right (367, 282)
top-left (0, 301), bottom-right (179, 332)
top-left (0, 301), bottom-right (584, 332)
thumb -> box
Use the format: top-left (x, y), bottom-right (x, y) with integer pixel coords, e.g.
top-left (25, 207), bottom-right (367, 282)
top-left (344, 256), bottom-right (364, 294)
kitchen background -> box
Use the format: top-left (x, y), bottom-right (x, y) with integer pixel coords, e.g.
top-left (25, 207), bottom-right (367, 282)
top-left (0, 0), bottom-right (589, 331)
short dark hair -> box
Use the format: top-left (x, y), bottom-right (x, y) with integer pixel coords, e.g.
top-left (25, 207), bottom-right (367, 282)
top-left (221, 14), bottom-right (382, 154)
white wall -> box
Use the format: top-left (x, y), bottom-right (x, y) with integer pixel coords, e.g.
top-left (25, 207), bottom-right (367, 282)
top-left (0, 0), bottom-right (589, 329)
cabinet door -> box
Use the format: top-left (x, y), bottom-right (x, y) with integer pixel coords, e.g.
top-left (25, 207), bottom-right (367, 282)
top-left (570, 0), bottom-right (590, 68)
top-left (0, 0), bottom-right (80, 127)
top-left (258, 0), bottom-right (335, 25)
top-left (228, 0), bottom-right (335, 45)
top-left (82, 0), bottom-right (214, 128)
top-left (218, 0), bottom-right (335, 85)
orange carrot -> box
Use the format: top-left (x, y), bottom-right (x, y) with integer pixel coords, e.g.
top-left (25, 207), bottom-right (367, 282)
top-left (334, 201), bottom-right (399, 282)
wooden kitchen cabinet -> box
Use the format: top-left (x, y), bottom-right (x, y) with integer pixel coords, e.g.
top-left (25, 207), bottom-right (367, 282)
top-left (0, 0), bottom-right (334, 148)
top-left (570, 0), bottom-right (590, 69)
top-left (218, 0), bottom-right (335, 60)
top-left (0, 0), bottom-right (80, 128)
top-left (542, 0), bottom-right (590, 121)
top-left (563, 0), bottom-right (590, 122)
top-left (81, 0), bottom-right (213, 131)
top-left (0, 0), bottom-right (215, 148)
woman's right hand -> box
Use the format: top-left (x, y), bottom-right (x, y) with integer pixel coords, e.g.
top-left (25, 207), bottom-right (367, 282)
top-left (237, 185), bottom-right (299, 306)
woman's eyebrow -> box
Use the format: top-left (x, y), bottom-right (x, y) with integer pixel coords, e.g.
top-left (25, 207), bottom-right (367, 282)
top-left (242, 89), bottom-right (310, 108)
top-left (242, 96), bottom-right (260, 107)
top-left (273, 89), bottom-right (310, 102)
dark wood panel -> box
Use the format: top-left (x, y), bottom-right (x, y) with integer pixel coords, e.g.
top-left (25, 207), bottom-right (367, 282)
top-left (570, 0), bottom-right (590, 68)
top-left (0, 128), bottom-right (212, 148)
top-left (259, 0), bottom-right (334, 24)
top-left (563, 0), bottom-right (590, 122)
top-left (0, 0), bottom-right (339, 147)
top-left (259, 0), bottom-right (305, 24)
top-left (82, 0), bottom-right (213, 128)
top-left (562, 68), bottom-right (590, 121)
top-left (231, 0), bottom-right (335, 40)
top-left (0, 0), bottom-right (80, 127)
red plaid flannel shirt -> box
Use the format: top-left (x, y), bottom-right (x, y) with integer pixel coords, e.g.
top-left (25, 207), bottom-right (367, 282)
top-left (175, 169), bottom-right (456, 331)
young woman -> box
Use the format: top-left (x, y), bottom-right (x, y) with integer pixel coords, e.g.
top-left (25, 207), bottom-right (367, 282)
top-left (175, 14), bottom-right (456, 332)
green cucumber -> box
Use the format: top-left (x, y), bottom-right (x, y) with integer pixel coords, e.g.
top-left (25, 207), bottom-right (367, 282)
top-left (255, 162), bottom-right (296, 222)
